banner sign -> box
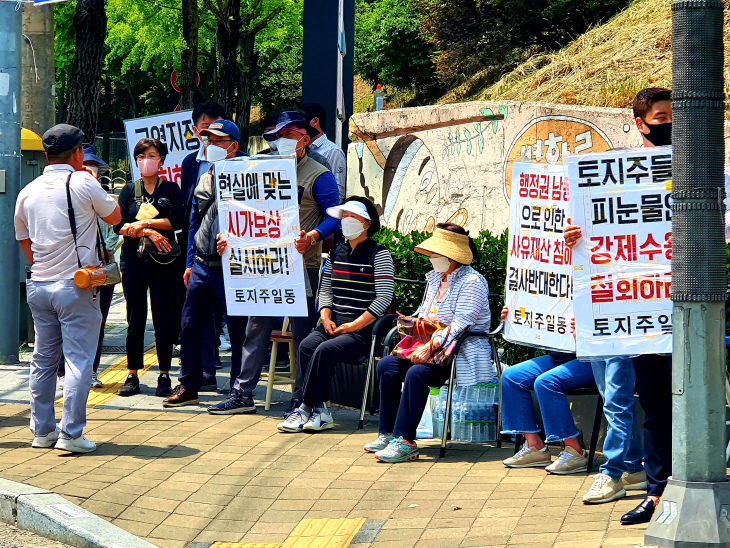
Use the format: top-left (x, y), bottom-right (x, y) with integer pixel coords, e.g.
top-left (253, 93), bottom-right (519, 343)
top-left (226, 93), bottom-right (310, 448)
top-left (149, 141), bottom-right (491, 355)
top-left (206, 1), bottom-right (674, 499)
top-left (123, 110), bottom-right (200, 184)
top-left (504, 162), bottom-right (575, 352)
top-left (568, 146), bottom-right (673, 358)
top-left (215, 156), bottom-right (307, 317)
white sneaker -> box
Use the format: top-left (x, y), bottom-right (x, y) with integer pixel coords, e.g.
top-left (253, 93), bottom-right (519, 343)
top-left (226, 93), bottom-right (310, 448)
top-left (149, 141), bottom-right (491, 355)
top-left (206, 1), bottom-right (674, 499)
top-left (55, 434), bottom-right (96, 454)
top-left (90, 372), bottom-right (103, 388)
top-left (32, 426), bottom-right (59, 448)
top-left (57, 376), bottom-right (64, 392)
top-left (219, 334), bottom-right (231, 352)
top-left (277, 409), bottom-right (310, 432)
top-left (303, 406), bottom-right (334, 431)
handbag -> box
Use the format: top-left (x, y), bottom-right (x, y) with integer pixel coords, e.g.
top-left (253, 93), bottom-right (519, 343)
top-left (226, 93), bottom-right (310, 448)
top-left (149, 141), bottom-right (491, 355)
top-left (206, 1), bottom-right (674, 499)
top-left (391, 314), bottom-right (454, 365)
top-left (66, 173), bottom-right (122, 288)
top-left (137, 236), bottom-right (181, 265)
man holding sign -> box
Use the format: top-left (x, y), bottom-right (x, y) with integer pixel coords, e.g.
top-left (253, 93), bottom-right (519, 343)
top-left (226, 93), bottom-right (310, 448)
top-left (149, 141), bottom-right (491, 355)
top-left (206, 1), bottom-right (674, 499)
top-left (565, 88), bottom-right (673, 524)
top-left (163, 120), bottom-right (249, 408)
top-left (207, 112), bottom-right (341, 415)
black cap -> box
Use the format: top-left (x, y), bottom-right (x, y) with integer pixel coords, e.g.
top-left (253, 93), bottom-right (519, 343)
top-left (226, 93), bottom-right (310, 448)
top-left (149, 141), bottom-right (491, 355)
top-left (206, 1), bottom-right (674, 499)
top-left (43, 124), bottom-right (84, 155)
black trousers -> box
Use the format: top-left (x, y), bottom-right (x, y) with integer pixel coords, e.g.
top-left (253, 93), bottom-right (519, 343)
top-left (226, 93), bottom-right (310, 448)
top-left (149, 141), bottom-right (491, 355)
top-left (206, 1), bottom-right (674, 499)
top-left (633, 353), bottom-right (672, 497)
top-left (57, 284), bottom-right (114, 376)
top-left (121, 253), bottom-right (181, 372)
top-left (377, 356), bottom-right (450, 442)
top-left (299, 325), bottom-right (370, 407)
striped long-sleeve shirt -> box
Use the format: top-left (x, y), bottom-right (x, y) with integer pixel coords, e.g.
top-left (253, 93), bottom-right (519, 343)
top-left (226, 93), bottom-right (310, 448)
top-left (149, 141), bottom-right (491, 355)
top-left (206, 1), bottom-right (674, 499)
top-left (416, 266), bottom-right (496, 386)
top-left (319, 239), bottom-right (395, 328)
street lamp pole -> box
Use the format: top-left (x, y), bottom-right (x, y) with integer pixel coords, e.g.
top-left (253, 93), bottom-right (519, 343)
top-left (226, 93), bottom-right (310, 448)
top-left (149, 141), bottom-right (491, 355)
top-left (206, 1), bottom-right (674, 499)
top-left (644, 0), bottom-right (729, 546)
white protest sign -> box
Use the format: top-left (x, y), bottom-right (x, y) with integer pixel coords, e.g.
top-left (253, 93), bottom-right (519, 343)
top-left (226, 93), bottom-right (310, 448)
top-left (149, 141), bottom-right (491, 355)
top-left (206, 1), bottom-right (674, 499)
top-left (216, 156), bottom-right (307, 317)
top-left (568, 146), bottom-right (673, 358)
top-left (504, 162), bottom-right (575, 352)
top-left (123, 110), bottom-right (201, 184)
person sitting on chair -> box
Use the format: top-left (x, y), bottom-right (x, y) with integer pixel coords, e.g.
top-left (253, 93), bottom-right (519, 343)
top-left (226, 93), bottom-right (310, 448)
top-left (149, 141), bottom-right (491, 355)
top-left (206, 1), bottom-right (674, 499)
top-left (277, 197), bottom-right (394, 432)
top-left (366, 224), bottom-right (496, 463)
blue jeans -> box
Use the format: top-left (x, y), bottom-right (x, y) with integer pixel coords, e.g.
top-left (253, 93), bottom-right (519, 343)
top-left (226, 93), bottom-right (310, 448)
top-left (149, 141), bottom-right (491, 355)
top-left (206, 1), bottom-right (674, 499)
top-left (501, 355), bottom-right (596, 443)
top-left (590, 358), bottom-right (644, 480)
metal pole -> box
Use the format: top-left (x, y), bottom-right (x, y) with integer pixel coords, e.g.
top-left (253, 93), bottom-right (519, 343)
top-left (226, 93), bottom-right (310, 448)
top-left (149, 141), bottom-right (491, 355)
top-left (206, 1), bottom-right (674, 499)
top-left (22, 3), bottom-right (55, 133)
top-left (0, 2), bottom-right (22, 365)
top-left (645, 0), bottom-right (729, 546)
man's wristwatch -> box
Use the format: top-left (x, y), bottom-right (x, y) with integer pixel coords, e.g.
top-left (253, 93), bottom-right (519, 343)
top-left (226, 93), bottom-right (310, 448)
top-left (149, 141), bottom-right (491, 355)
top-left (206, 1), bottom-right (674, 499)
top-left (309, 234), bottom-right (317, 246)
top-left (147, 219), bottom-right (152, 227)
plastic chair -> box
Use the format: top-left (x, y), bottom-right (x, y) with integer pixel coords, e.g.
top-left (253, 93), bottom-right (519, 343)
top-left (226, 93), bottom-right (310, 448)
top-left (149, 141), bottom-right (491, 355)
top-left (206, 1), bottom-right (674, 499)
top-left (264, 317), bottom-right (296, 411)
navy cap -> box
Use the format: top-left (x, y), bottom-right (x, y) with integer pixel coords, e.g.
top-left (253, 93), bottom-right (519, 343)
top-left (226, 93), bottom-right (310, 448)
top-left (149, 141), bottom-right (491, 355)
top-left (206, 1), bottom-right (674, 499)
top-left (263, 111), bottom-right (319, 141)
top-left (200, 119), bottom-right (241, 142)
top-left (43, 124), bottom-right (84, 155)
top-left (82, 143), bottom-right (108, 167)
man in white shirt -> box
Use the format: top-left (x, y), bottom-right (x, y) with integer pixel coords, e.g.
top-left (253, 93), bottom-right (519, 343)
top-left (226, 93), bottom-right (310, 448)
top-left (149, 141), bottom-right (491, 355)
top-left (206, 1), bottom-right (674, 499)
top-left (15, 124), bottom-right (121, 454)
top-left (302, 102), bottom-right (347, 201)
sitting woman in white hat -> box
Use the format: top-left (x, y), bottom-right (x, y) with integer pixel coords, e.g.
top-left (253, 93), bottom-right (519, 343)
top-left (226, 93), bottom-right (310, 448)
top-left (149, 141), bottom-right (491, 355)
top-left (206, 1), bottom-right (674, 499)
top-left (366, 223), bottom-right (496, 462)
top-left (278, 197), bottom-right (395, 433)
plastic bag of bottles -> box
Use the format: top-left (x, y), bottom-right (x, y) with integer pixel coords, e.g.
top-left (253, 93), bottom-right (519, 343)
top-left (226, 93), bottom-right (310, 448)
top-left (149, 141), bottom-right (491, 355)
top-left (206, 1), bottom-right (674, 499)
top-left (450, 382), bottom-right (499, 442)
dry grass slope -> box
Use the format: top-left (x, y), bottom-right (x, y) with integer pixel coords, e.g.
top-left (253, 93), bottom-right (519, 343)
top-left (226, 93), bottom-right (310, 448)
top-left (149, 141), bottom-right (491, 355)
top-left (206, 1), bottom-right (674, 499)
top-left (442, 0), bottom-right (730, 112)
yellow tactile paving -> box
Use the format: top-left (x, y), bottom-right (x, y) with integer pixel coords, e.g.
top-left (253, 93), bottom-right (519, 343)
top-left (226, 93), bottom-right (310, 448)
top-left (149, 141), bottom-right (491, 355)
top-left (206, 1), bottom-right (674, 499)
top-left (281, 518), bottom-right (366, 548)
top-left (54, 345), bottom-right (157, 407)
top-left (211, 544), bottom-right (281, 548)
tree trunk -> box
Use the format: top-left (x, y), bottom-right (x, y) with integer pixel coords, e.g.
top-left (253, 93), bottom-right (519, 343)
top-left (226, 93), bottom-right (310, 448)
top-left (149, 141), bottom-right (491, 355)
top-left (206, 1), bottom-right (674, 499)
top-left (102, 76), bottom-right (111, 163)
top-left (180, 0), bottom-right (199, 109)
top-left (236, 33), bottom-right (256, 149)
top-left (66, 0), bottom-right (107, 141)
top-left (215, 0), bottom-right (241, 122)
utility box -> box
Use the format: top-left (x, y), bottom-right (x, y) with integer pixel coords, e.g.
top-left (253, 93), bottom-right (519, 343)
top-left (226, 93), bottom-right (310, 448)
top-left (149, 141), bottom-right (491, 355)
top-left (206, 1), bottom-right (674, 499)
top-left (19, 128), bottom-right (47, 344)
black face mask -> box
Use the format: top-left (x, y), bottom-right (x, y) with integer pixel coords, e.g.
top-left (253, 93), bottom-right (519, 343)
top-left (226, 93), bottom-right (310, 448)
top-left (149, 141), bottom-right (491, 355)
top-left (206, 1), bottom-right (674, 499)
top-left (643, 121), bottom-right (672, 147)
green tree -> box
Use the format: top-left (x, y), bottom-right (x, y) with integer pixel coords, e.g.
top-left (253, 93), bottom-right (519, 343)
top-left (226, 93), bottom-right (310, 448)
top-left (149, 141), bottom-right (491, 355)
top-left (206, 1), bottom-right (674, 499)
top-left (355, 0), bottom-right (435, 90)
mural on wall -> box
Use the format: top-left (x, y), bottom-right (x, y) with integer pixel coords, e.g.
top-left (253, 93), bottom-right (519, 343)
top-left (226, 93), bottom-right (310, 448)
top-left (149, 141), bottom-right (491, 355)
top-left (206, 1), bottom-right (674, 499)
top-left (502, 116), bottom-right (617, 201)
top-left (347, 101), bottom-right (640, 236)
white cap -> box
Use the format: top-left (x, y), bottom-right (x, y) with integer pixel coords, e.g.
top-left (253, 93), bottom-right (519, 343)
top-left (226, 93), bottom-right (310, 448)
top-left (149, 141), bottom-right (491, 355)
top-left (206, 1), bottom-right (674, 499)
top-left (326, 200), bottom-right (371, 220)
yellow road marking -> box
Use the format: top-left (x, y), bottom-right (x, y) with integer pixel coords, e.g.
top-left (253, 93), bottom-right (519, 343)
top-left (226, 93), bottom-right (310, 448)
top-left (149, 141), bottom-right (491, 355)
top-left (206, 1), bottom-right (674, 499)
top-left (54, 345), bottom-right (158, 408)
top-left (210, 544), bottom-right (281, 548)
top-left (208, 518), bottom-right (367, 548)
top-left (283, 518), bottom-right (366, 548)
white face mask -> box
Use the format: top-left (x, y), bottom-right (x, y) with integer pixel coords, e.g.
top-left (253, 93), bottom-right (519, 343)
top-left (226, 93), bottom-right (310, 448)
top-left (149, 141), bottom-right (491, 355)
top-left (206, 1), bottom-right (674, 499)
top-left (205, 143), bottom-right (231, 163)
top-left (268, 139), bottom-right (278, 151)
top-left (430, 254), bottom-right (451, 273)
top-left (341, 217), bottom-right (366, 240)
top-left (277, 137), bottom-right (301, 156)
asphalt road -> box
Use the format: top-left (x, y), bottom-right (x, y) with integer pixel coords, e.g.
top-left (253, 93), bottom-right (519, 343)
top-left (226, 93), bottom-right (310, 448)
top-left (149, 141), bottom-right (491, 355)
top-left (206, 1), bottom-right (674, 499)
top-left (0, 522), bottom-right (69, 548)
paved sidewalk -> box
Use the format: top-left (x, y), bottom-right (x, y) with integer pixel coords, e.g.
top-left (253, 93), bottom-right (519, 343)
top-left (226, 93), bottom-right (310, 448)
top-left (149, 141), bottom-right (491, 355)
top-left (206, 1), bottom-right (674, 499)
top-left (0, 290), bottom-right (650, 548)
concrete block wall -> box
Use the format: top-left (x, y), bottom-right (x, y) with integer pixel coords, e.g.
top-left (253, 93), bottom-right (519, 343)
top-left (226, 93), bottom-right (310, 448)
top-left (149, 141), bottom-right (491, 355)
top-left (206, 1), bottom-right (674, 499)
top-left (346, 100), bottom-right (729, 235)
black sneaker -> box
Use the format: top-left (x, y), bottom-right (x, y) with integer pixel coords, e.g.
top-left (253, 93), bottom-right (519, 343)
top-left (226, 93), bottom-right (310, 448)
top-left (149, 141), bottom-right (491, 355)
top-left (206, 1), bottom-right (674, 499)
top-left (284, 398), bottom-right (303, 418)
top-left (201, 374), bottom-right (218, 391)
top-left (117, 374), bottom-right (140, 397)
top-left (208, 389), bottom-right (256, 415)
top-left (155, 373), bottom-right (172, 397)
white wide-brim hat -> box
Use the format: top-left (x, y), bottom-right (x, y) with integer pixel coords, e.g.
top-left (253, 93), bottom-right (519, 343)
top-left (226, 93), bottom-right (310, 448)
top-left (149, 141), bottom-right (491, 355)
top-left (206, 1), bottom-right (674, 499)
top-left (326, 201), bottom-right (371, 220)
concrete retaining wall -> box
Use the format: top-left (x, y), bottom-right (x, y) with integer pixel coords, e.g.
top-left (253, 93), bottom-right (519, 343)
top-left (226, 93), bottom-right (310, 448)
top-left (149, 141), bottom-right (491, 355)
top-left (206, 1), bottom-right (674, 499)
top-left (346, 100), bottom-right (728, 235)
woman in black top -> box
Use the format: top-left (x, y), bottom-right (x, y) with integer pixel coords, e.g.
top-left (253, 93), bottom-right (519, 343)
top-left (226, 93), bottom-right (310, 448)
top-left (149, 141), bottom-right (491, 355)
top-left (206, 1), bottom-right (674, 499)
top-left (114, 138), bottom-right (184, 398)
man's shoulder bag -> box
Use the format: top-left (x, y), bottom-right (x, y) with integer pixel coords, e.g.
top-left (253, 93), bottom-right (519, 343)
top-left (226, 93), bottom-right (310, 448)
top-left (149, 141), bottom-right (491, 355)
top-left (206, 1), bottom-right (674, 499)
top-left (66, 173), bottom-right (122, 289)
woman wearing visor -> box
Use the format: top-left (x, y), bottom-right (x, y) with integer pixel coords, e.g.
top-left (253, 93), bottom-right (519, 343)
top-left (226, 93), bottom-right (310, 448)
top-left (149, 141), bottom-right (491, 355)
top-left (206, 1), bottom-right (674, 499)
top-left (277, 197), bottom-right (394, 432)
top-left (366, 224), bottom-right (496, 462)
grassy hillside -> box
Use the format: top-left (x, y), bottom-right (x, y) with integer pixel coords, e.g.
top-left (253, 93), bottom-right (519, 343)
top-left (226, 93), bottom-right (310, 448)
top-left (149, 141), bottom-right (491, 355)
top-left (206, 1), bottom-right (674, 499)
top-left (440, 0), bottom-right (730, 111)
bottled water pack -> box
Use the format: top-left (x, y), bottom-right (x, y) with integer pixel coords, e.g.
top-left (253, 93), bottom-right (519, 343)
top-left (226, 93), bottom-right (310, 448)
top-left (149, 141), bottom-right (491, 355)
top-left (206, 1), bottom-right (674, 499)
top-left (431, 382), bottom-right (499, 442)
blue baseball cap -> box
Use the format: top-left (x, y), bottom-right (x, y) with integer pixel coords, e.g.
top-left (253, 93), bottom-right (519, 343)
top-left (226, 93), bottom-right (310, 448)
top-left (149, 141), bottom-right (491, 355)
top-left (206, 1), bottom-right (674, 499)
top-left (82, 143), bottom-right (108, 167)
top-left (263, 111), bottom-right (319, 142)
top-left (200, 119), bottom-right (241, 142)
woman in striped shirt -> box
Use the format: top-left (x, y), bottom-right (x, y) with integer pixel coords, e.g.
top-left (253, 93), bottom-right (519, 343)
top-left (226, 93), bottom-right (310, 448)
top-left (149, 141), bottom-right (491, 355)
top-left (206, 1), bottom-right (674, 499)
top-left (278, 197), bottom-right (395, 433)
top-left (367, 224), bottom-right (495, 463)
